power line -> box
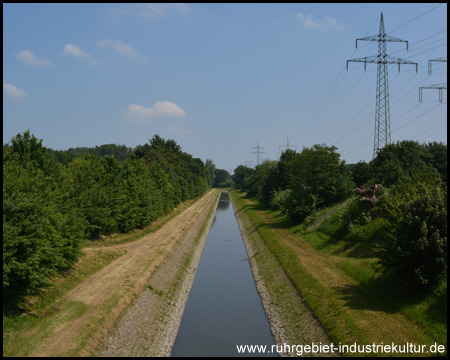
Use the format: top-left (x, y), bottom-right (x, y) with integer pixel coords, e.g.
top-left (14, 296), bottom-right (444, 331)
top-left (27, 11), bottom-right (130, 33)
top-left (390, 3), bottom-right (444, 33)
top-left (392, 102), bottom-right (446, 133)
top-left (417, 128), bottom-right (448, 142)
top-left (291, 68), bottom-right (347, 145)
top-left (410, 119), bottom-right (447, 140)
top-left (304, 71), bottom-right (366, 146)
top-left (290, 5), bottom-right (446, 164)
top-left (323, 67), bottom-right (404, 144)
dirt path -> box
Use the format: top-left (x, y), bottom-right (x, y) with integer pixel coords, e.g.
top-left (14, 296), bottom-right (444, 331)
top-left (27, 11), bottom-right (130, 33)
top-left (238, 193), bottom-right (433, 349)
top-left (29, 189), bottom-right (219, 357)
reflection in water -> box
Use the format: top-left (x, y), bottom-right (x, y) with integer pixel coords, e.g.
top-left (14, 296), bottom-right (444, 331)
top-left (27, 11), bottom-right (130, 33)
top-left (171, 191), bottom-right (277, 357)
top-left (216, 192), bottom-right (231, 211)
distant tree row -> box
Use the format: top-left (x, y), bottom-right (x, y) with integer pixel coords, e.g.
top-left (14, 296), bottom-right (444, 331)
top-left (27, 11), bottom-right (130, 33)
top-left (46, 143), bottom-right (134, 163)
top-left (235, 144), bottom-right (354, 220)
top-left (3, 130), bottom-right (213, 300)
top-left (213, 169), bottom-right (232, 187)
top-left (234, 140), bottom-right (447, 289)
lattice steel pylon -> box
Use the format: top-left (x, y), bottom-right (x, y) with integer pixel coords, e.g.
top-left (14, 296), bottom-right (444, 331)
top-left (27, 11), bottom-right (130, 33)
top-left (242, 159), bottom-right (253, 168)
top-left (251, 142), bottom-right (266, 166)
top-left (419, 58), bottom-right (447, 103)
top-left (347, 12), bottom-right (418, 159)
top-left (277, 137), bottom-right (297, 158)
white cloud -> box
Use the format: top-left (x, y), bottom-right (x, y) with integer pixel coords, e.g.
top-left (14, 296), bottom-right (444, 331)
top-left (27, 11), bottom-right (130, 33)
top-left (97, 39), bottom-right (149, 61)
top-left (15, 50), bottom-right (54, 66)
top-left (63, 44), bottom-right (88, 57)
top-left (296, 13), bottom-right (343, 31)
top-left (122, 101), bottom-right (186, 124)
top-left (169, 126), bottom-right (192, 136)
top-left (139, 3), bottom-right (191, 19)
top-left (3, 83), bottom-right (26, 99)
top-left (109, 6), bottom-right (129, 18)
top-left (62, 44), bottom-right (98, 65)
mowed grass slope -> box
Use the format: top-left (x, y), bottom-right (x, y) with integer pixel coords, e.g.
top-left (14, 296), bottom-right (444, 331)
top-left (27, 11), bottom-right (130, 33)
top-left (231, 190), bottom-right (447, 357)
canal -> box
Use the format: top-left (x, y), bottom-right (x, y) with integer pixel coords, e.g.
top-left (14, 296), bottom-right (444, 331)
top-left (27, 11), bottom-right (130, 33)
top-left (171, 191), bottom-right (277, 357)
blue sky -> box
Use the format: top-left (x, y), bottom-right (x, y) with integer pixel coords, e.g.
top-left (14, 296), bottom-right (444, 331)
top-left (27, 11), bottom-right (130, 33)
top-left (3, 3), bottom-right (447, 172)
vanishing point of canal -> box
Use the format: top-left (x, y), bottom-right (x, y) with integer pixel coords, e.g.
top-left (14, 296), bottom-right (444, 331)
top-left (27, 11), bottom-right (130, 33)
top-left (171, 191), bottom-right (277, 357)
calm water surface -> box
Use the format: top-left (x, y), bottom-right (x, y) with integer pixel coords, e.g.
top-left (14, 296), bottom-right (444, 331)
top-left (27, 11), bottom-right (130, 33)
top-left (171, 192), bottom-right (277, 357)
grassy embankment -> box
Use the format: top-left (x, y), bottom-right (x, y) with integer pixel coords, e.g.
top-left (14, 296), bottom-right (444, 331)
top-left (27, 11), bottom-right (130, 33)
top-left (3, 191), bottom-right (216, 357)
top-left (231, 189), bottom-right (446, 357)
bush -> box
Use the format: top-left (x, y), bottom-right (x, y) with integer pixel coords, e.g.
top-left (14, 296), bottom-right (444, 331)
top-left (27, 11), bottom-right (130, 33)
top-left (380, 182), bottom-right (447, 287)
top-left (269, 189), bottom-right (292, 213)
top-left (217, 179), bottom-right (233, 188)
top-left (340, 198), bottom-right (371, 231)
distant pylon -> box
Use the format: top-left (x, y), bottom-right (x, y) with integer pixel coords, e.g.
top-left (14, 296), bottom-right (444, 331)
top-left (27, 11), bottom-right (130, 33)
top-left (279, 137), bottom-right (297, 152)
top-left (420, 58), bottom-right (447, 103)
top-left (251, 142), bottom-right (266, 166)
top-left (347, 12), bottom-right (418, 159)
top-left (277, 137), bottom-right (297, 158)
top-left (242, 159), bottom-right (253, 167)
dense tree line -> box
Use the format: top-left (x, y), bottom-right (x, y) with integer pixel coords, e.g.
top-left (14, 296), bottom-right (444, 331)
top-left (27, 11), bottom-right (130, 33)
top-left (235, 145), bottom-right (354, 220)
top-left (213, 168), bottom-right (232, 187)
top-left (46, 143), bottom-right (134, 163)
top-left (234, 140), bottom-right (447, 289)
top-left (3, 131), bottom-right (213, 299)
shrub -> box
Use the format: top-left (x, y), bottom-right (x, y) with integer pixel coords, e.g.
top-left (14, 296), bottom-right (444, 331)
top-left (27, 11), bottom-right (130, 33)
top-left (339, 198), bottom-right (371, 231)
top-left (380, 182), bottom-right (447, 287)
top-left (217, 179), bottom-right (233, 188)
top-left (269, 188), bottom-right (292, 212)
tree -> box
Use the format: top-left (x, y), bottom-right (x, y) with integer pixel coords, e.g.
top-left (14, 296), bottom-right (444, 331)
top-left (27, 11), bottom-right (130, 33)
top-left (9, 130), bottom-right (52, 173)
top-left (233, 165), bottom-right (255, 190)
top-left (213, 169), bottom-right (230, 187)
top-left (253, 160), bottom-right (278, 205)
top-left (350, 160), bottom-right (372, 187)
top-left (370, 140), bottom-right (443, 187)
top-left (424, 141), bottom-right (447, 183)
top-left (205, 159), bottom-right (216, 187)
top-left (275, 149), bottom-right (297, 191)
top-left (287, 144), bottom-right (352, 220)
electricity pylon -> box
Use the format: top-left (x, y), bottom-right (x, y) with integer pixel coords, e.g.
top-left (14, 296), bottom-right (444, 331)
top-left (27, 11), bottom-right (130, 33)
top-left (347, 12), bottom-right (418, 159)
top-left (251, 142), bottom-right (266, 166)
top-left (242, 159), bottom-right (253, 167)
top-left (277, 137), bottom-right (297, 158)
top-left (419, 58), bottom-right (447, 103)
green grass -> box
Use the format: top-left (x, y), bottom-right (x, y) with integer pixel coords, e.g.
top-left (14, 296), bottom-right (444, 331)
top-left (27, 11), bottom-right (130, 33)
top-left (3, 249), bottom-right (124, 357)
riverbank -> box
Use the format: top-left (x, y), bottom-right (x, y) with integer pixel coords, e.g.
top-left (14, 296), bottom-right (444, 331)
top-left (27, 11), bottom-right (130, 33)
top-left (4, 189), bottom-right (219, 357)
top-left (97, 189), bottom-right (220, 356)
top-left (231, 189), bottom-right (447, 357)
top-left (230, 190), bottom-right (334, 357)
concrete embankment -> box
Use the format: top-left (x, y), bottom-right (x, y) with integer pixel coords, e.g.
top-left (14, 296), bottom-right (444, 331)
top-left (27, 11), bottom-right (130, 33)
top-left (98, 190), bottom-right (220, 357)
top-left (230, 191), bottom-right (335, 357)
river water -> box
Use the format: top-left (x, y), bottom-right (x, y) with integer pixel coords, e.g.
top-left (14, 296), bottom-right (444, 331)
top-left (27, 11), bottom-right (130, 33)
top-left (171, 191), bottom-right (277, 357)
